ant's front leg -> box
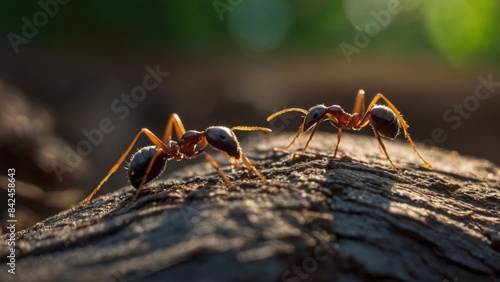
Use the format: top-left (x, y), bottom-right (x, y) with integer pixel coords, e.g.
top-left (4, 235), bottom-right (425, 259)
top-left (226, 155), bottom-right (240, 169)
top-left (236, 153), bottom-right (267, 185)
top-left (266, 108), bottom-right (308, 152)
top-left (203, 152), bottom-right (236, 188)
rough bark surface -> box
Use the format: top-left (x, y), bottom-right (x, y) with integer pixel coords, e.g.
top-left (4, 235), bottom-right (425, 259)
top-left (1, 133), bottom-right (499, 282)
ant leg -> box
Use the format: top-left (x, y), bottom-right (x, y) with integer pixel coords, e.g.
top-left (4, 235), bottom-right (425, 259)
top-left (301, 123), bottom-right (320, 154)
top-left (203, 152), bottom-right (236, 188)
top-left (163, 113), bottom-right (187, 143)
top-left (204, 152), bottom-right (267, 186)
top-left (333, 128), bottom-right (342, 158)
top-left (227, 156), bottom-right (240, 169)
top-left (362, 94), bottom-right (432, 169)
top-left (352, 89), bottom-right (366, 116)
top-left (77, 128), bottom-right (169, 206)
top-left (229, 126), bottom-right (271, 169)
top-left (266, 108), bottom-right (308, 152)
top-left (372, 126), bottom-right (401, 173)
top-left (288, 123), bottom-right (318, 160)
top-left (226, 126), bottom-right (269, 183)
top-left (282, 125), bottom-right (304, 151)
top-left (240, 153), bottom-right (268, 184)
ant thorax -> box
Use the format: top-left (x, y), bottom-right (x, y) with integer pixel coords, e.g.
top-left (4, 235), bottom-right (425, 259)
top-left (167, 140), bottom-right (182, 160)
top-left (327, 105), bottom-right (351, 128)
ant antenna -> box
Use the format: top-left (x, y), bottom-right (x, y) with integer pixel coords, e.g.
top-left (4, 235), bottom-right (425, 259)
top-left (266, 108), bottom-right (308, 122)
top-left (231, 126), bottom-right (272, 132)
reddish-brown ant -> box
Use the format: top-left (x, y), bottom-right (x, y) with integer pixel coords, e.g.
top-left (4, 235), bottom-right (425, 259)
top-left (78, 113), bottom-right (271, 205)
top-left (267, 90), bottom-right (432, 172)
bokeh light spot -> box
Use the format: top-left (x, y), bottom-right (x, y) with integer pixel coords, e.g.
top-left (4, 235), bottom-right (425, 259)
top-left (422, 0), bottom-right (497, 65)
top-left (343, 0), bottom-right (399, 36)
top-left (228, 0), bottom-right (291, 53)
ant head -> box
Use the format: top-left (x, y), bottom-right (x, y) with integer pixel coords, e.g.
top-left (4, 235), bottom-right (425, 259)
top-left (303, 105), bottom-right (327, 131)
top-left (205, 127), bottom-right (241, 159)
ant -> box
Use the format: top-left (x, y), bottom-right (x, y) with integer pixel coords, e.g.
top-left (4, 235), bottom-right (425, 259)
top-left (78, 113), bottom-right (271, 206)
top-left (267, 89), bottom-right (432, 172)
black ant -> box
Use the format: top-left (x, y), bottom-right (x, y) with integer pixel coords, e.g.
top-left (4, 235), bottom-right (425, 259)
top-left (267, 90), bottom-right (432, 172)
top-left (78, 113), bottom-right (271, 205)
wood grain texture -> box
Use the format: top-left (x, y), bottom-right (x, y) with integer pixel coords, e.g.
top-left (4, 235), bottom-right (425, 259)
top-left (1, 133), bottom-right (499, 282)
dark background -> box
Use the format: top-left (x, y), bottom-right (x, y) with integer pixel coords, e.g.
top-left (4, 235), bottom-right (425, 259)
top-left (0, 1), bottom-right (499, 230)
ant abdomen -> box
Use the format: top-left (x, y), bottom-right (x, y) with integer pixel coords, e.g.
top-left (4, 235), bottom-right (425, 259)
top-left (128, 146), bottom-right (168, 188)
top-left (370, 105), bottom-right (400, 139)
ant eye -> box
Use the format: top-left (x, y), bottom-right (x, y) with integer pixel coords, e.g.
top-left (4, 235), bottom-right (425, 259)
top-left (313, 111), bottom-right (319, 119)
top-left (220, 133), bottom-right (226, 140)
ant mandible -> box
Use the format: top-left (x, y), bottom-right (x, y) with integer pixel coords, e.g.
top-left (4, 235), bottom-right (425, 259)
top-left (78, 113), bottom-right (271, 206)
top-left (267, 89), bottom-right (432, 172)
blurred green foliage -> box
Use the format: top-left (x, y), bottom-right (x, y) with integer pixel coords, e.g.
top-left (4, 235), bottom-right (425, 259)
top-left (0, 0), bottom-right (499, 65)
top-left (423, 0), bottom-right (499, 65)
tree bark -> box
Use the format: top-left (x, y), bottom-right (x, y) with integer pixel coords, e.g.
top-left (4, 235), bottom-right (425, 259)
top-left (1, 133), bottom-right (499, 282)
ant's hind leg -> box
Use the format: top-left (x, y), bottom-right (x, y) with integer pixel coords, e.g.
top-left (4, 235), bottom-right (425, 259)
top-left (372, 127), bottom-right (401, 173)
top-left (77, 128), bottom-right (169, 206)
top-left (364, 94), bottom-right (431, 169)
